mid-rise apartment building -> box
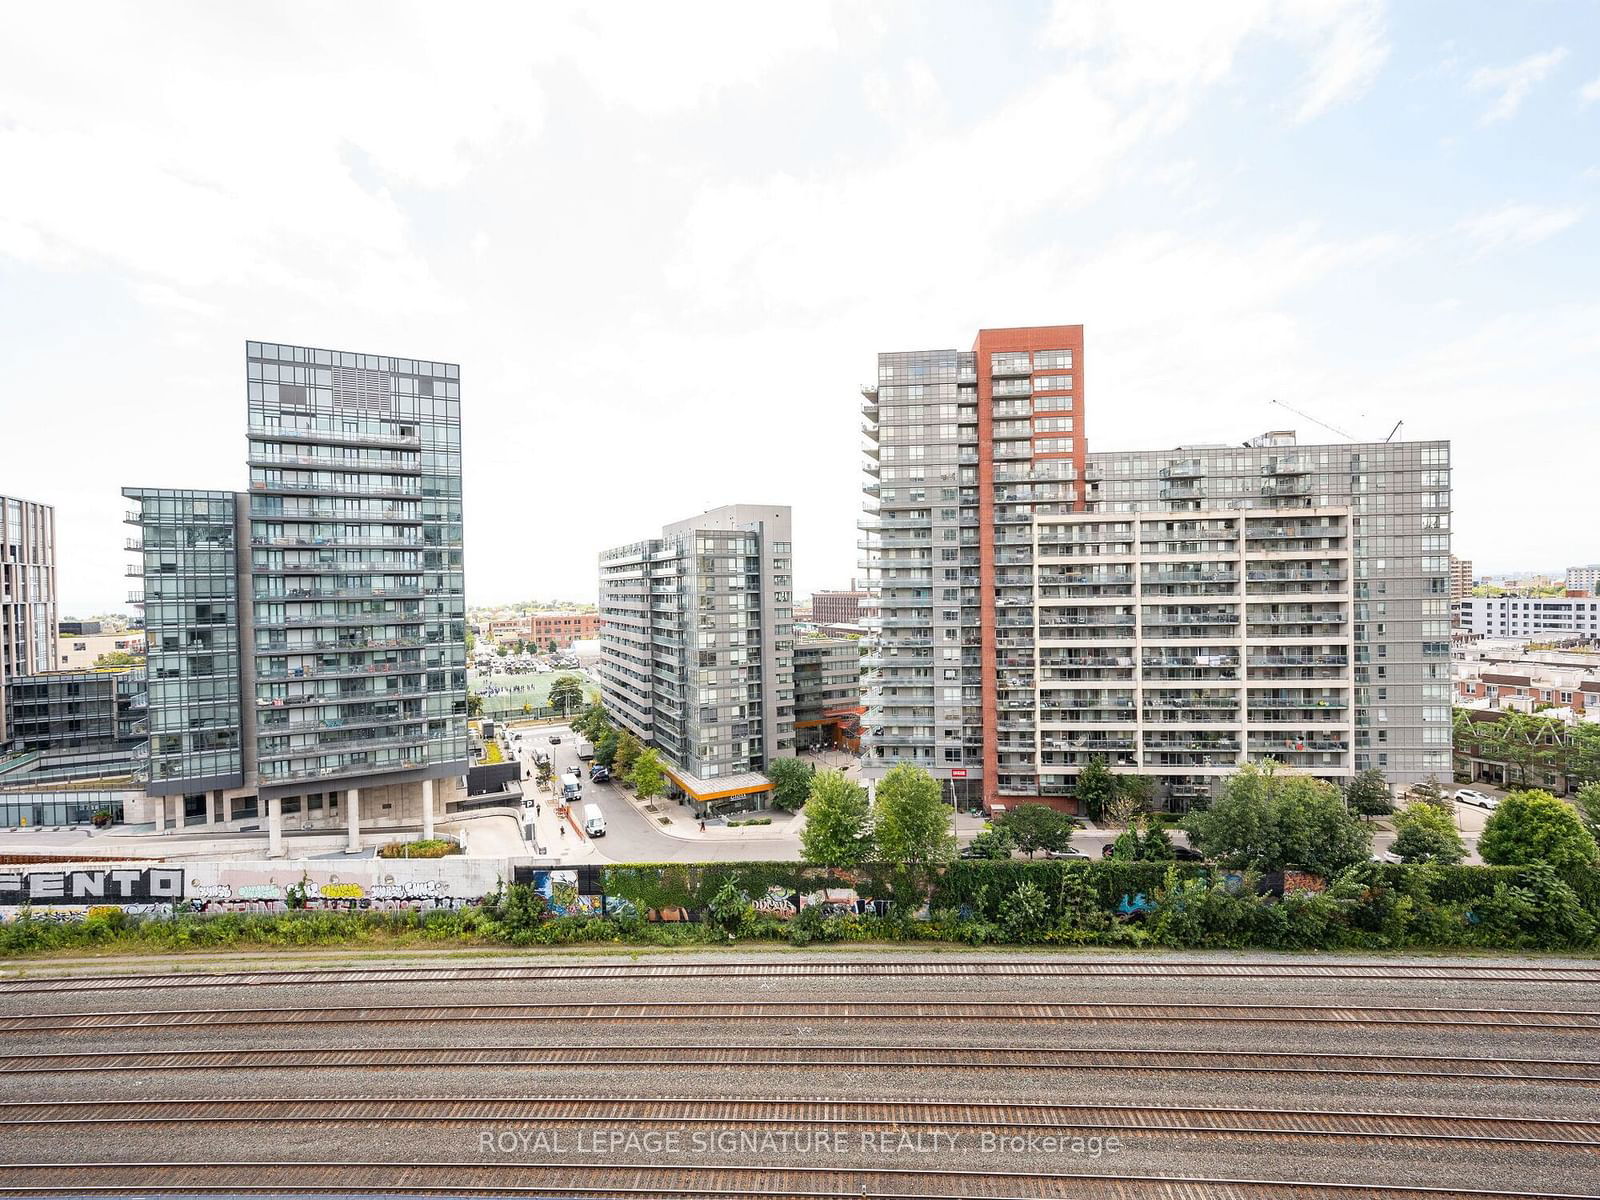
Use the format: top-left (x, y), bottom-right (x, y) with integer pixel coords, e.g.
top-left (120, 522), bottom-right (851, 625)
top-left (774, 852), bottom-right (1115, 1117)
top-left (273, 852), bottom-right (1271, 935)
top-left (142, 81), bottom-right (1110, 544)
top-left (1450, 555), bottom-right (1473, 601)
top-left (0, 494), bottom-right (57, 744)
top-left (1456, 595), bottom-right (1600, 639)
top-left (793, 636), bottom-right (862, 750)
top-left (120, 341), bottom-right (468, 849)
top-left (488, 611), bottom-right (599, 647)
top-left (859, 325), bottom-right (1450, 811)
top-left (598, 505), bottom-right (795, 815)
top-left (1566, 565), bottom-right (1600, 593)
top-left (811, 589), bottom-right (868, 626)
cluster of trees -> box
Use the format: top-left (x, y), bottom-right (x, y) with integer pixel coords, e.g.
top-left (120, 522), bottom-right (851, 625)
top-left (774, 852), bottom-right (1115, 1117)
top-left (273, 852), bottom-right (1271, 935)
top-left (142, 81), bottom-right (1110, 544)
top-left (800, 763), bottom-right (955, 871)
top-left (1453, 709), bottom-right (1600, 792)
top-left (571, 702), bottom-right (665, 803)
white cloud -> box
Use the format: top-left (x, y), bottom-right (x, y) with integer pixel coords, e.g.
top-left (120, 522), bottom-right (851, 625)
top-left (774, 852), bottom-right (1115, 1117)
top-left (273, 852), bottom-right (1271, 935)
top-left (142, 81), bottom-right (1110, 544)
top-left (1455, 203), bottom-right (1584, 252)
top-left (1041, 0), bottom-right (1389, 122)
top-left (861, 59), bottom-right (945, 129)
top-left (1468, 47), bottom-right (1568, 123)
top-left (1581, 75), bottom-right (1600, 104)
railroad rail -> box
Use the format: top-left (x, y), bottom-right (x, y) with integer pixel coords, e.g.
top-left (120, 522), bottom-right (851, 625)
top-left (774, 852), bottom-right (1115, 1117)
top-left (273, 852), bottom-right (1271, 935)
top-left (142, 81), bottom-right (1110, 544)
top-left (2, 1095), bottom-right (1597, 1150)
top-left (2, 957), bottom-right (1597, 993)
top-left (0, 1161), bottom-right (1585, 1199)
top-left (5, 999), bottom-right (1600, 1035)
top-left (4, 1043), bottom-right (1598, 1085)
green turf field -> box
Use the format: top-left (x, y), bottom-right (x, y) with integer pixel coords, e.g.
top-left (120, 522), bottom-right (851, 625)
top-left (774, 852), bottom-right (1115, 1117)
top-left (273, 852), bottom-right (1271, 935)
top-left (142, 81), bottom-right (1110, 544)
top-left (469, 667), bottom-right (601, 716)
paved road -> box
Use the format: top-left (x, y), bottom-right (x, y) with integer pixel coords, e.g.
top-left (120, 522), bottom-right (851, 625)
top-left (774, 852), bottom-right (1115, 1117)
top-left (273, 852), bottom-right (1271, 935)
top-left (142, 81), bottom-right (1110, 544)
top-left (1, 949), bottom-right (1595, 1196)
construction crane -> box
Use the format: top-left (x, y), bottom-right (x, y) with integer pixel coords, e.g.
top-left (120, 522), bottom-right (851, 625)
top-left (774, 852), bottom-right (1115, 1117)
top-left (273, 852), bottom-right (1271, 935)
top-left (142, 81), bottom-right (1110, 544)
top-left (1267, 397), bottom-right (1357, 442)
top-left (1384, 420), bottom-right (1404, 443)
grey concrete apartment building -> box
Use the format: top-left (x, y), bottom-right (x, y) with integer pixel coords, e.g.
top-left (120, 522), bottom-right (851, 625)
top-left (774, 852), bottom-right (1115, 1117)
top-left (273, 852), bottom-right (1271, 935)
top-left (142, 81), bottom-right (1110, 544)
top-left (121, 340), bottom-right (469, 851)
top-left (859, 324), bottom-right (1451, 812)
top-left (598, 505), bottom-right (795, 815)
top-left (0, 494), bottom-right (57, 745)
top-left (793, 636), bottom-right (862, 750)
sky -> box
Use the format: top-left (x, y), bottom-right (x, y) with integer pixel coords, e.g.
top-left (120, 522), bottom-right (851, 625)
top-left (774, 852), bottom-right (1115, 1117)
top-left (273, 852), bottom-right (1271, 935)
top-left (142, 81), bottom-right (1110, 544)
top-left (1, 1), bottom-right (1597, 616)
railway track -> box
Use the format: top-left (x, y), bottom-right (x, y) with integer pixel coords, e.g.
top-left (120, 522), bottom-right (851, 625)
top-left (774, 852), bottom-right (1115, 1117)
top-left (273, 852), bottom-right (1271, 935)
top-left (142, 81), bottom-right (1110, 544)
top-left (2, 1094), bottom-right (1597, 1150)
top-left (4, 1042), bottom-right (1598, 1085)
top-left (2, 957), bottom-right (1595, 992)
top-left (6, 999), bottom-right (1599, 1034)
top-left (0, 1161), bottom-right (1585, 1199)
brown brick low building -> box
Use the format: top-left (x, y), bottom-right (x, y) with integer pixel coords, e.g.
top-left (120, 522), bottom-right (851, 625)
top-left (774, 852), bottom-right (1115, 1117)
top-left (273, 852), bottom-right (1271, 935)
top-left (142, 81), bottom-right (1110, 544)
top-left (489, 611), bottom-right (599, 648)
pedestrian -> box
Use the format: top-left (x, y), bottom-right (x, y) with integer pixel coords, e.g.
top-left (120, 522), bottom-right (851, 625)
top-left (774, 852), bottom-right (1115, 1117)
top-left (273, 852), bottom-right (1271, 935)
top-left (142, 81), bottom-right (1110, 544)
top-left (559, 823), bottom-right (565, 838)
top-left (699, 818), bottom-right (705, 832)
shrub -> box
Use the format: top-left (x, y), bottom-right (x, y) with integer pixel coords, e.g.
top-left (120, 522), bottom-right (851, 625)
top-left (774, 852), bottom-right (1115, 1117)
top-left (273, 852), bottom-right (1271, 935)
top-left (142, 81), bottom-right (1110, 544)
top-left (377, 838), bottom-right (461, 859)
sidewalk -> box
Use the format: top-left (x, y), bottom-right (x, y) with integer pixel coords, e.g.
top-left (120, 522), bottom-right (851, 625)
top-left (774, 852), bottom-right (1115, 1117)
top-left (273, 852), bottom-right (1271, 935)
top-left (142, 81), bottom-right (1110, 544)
top-left (616, 788), bottom-right (807, 843)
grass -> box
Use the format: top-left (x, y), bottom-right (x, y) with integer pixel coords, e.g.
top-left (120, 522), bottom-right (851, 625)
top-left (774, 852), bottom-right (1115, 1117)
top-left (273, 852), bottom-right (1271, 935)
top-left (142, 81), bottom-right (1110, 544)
top-left (469, 668), bottom-right (601, 716)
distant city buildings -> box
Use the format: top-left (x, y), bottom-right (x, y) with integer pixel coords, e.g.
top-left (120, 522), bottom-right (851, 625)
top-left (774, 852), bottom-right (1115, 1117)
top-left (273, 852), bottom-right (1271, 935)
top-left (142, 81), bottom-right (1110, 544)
top-left (1455, 595), bottom-right (1600, 640)
top-left (0, 493), bottom-right (56, 745)
top-left (598, 505), bottom-right (795, 815)
top-left (1450, 554), bottom-right (1473, 601)
top-left (488, 611), bottom-right (599, 647)
top-left (859, 324), bottom-right (1450, 813)
top-left (1566, 564), bottom-right (1600, 593)
top-left (810, 588), bottom-right (868, 626)
top-left (120, 340), bottom-right (468, 849)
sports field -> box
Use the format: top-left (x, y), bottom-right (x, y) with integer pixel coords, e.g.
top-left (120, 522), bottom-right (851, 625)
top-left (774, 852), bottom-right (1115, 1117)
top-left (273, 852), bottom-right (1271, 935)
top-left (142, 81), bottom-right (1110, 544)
top-left (468, 667), bottom-right (601, 717)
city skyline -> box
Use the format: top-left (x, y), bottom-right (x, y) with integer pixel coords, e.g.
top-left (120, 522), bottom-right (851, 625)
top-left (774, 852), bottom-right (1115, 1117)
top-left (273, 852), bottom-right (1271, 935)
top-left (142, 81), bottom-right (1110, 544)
top-left (3, 3), bottom-right (1598, 613)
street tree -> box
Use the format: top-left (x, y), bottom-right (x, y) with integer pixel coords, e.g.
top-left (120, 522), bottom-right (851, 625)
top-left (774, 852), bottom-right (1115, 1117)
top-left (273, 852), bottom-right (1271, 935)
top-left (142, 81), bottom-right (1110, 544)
top-left (612, 730), bottom-right (642, 778)
top-left (1409, 775), bottom-right (1450, 809)
top-left (630, 749), bottom-right (667, 807)
top-left (594, 729), bottom-right (619, 769)
top-left (548, 674), bottom-right (584, 717)
top-left (1390, 803), bottom-right (1465, 865)
top-left (1479, 789), bottom-right (1599, 871)
top-left (1102, 775), bottom-right (1153, 828)
top-left (1000, 804), bottom-right (1076, 857)
top-left (800, 770), bottom-right (874, 868)
top-left (1345, 768), bottom-right (1394, 817)
top-left (1183, 761), bottom-right (1372, 878)
top-left (1574, 782), bottom-right (1600, 844)
top-left (765, 757), bottom-right (814, 812)
top-left (962, 826), bottom-right (1016, 859)
top-left (1074, 758), bottom-right (1116, 822)
top-left (871, 763), bottom-right (956, 871)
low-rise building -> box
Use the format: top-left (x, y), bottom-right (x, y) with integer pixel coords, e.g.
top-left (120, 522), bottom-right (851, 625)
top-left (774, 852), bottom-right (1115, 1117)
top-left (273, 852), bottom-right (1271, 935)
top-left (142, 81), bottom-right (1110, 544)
top-left (56, 630), bottom-right (147, 670)
top-left (1455, 595), bottom-right (1600, 640)
top-left (488, 611), bottom-right (599, 647)
top-left (810, 589), bottom-right (868, 626)
top-left (1, 667), bottom-right (148, 792)
top-left (1453, 639), bottom-right (1600, 718)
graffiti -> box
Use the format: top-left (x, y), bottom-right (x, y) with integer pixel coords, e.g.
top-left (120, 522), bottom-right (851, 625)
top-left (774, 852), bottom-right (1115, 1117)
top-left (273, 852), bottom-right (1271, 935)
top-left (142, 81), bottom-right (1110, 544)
top-left (237, 884), bottom-right (284, 901)
top-left (750, 886), bottom-right (798, 919)
top-left (798, 888), bottom-right (890, 918)
top-left (1116, 893), bottom-right (1156, 917)
top-left (317, 883), bottom-right (365, 900)
top-left (0, 868), bottom-right (183, 906)
top-left (189, 883), bottom-right (232, 901)
top-left (529, 869), bottom-right (602, 917)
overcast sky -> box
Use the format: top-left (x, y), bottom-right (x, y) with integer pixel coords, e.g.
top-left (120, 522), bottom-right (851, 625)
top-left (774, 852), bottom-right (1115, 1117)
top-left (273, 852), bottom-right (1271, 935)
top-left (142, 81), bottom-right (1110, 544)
top-left (2, 1), bottom-right (1597, 616)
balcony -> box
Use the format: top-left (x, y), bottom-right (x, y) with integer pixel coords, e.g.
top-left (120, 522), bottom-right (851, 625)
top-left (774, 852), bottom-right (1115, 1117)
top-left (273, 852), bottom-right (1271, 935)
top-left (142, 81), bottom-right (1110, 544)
top-left (1160, 483), bottom-right (1204, 501)
top-left (1158, 460), bottom-right (1203, 480)
top-left (1261, 458), bottom-right (1310, 476)
top-left (249, 424), bottom-right (421, 450)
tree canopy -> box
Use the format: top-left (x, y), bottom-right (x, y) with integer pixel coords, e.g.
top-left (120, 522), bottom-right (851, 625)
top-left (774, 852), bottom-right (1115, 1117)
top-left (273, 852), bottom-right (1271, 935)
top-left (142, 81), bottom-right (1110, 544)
top-left (1479, 789), bottom-right (1599, 871)
top-left (629, 749), bottom-right (666, 805)
top-left (1073, 759), bottom-right (1115, 822)
top-left (999, 804), bottom-right (1077, 857)
top-left (799, 770), bottom-right (874, 868)
top-left (765, 757), bottom-right (815, 812)
top-left (548, 674), bottom-right (585, 715)
top-left (1182, 761), bottom-right (1372, 878)
top-left (1345, 768), bottom-right (1394, 817)
top-left (871, 763), bottom-right (955, 870)
top-left (1390, 802), bottom-right (1465, 864)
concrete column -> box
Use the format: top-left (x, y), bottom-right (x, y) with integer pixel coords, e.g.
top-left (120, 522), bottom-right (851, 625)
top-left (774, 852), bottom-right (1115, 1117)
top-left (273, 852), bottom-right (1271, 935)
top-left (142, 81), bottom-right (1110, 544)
top-left (222, 793), bottom-right (233, 825)
top-left (204, 790), bottom-right (218, 827)
top-left (267, 796), bottom-right (283, 858)
top-left (421, 778), bottom-right (435, 841)
top-left (151, 795), bottom-right (166, 833)
top-left (346, 787), bottom-right (361, 853)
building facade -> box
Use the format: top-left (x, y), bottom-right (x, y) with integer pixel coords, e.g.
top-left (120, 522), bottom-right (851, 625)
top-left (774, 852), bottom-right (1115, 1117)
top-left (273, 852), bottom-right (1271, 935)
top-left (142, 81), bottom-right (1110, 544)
top-left (598, 505), bottom-right (795, 814)
top-left (810, 589), bottom-right (867, 626)
top-left (119, 341), bottom-right (469, 849)
top-left (0, 494), bottom-right (57, 744)
top-left (1450, 555), bottom-right (1473, 601)
top-left (858, 325), bottom-right (1450, 811)
top-left (1566, 565), bottom-right (1600, 593)
top-left (793, 636), bottom-right (862, 750)
top-left (488, 611), bottom-right (599, 647)
top-left (1455, 595), bottom-right (1600, 640)
top-left (56, 630), bottom-right (146, 670)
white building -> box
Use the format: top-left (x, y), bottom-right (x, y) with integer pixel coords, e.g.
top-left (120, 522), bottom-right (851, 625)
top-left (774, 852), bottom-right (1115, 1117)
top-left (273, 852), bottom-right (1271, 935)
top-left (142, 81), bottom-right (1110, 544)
top-left (1455, 596), bottom-right (1600, 639)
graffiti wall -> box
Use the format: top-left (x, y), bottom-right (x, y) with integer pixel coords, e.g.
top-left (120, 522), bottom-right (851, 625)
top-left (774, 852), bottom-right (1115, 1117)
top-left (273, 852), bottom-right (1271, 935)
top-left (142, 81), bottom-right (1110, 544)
top-left (0, 856), bottom-right (508, 922)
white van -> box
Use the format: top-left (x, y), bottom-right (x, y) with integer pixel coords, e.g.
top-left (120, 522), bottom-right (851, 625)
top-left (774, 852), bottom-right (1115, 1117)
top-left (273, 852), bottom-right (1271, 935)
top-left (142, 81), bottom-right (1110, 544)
top-left (582, 802), bottom-right (606, 838)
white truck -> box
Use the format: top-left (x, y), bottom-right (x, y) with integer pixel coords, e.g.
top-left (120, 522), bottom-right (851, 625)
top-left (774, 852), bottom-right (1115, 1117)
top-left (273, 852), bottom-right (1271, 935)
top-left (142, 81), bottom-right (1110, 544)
top-left (582, 801), bottom-right (607, 837)
top-left (575, 737), bottom-right (595, 761)
top-left (561, 769), bottom-right (583, 802)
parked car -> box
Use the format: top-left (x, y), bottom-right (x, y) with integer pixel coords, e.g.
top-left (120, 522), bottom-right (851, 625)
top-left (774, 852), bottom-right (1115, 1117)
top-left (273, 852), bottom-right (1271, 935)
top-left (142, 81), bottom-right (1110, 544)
top-left (548, 734), bottom-right (562, 745)
top-left (589, 765), bottom-right (611, 783)
top-left (1454, 788), bottom-right (1498, 809)
top-left (1171, 845), bottom-right (1205, 862)
top-left (1044, 847), bottom-right (1087, 859)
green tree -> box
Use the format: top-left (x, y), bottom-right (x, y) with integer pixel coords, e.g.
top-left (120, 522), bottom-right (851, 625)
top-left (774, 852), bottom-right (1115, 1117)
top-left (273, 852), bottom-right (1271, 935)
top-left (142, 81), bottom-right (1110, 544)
top-left (630, 749), bottom-right (666, 806)
top-left (1479, 789), bottom-right (1599, 871)
top-left (548, 639), bottom-right (559, 654)
top-left (766, 756), bottom-right (815, 812)
top-left (1576, 782), bottom-right (1600, 843)
top-left (1409, 775), bottom-right (1450, 809)
top-left (1103, 775), bottom-right (1153, 827)
top-left (963, 827), bottom-right (1016, 859)
top-left (1000, 803), bottom-right (1077, 857)
top-left (594, 728), bottom-right (619, 770)
top-left (466, 693), bottom-right (484, 718)
top-left (1390, 803), bottom-right (1465, 865)
top-left (573, 701), bottom-right (610, 742)
top-left (613, 730), bottom-right (642, 778)
top-left (465, 629), bottom-right (475, 656)
top-left (1074, 758), bottom-right (1115, 822)
top-left (871, 763), bottom-right (956, 871)
top-left (1345, 767), bottom-right (1394, 817)
top-left (93, 649), bottom-right (141, 668)
top-left (548, 674), bottom-right (584, 717)
top-left (800, 770), bottom-right (874, 868)
top-left (1183, 761), bottom-right (1372, 878)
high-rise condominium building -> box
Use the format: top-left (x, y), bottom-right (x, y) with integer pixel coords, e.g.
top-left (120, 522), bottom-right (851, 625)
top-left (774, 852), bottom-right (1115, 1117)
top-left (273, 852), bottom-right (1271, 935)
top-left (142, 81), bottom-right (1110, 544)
top-left (1450, 555), bottom-right (1473, 601)
top-left (122, 341), bottom-right (467, 850)
top-left (598, 505), bottom-right (795, 815)
top-left (859, 325), bottom-right (1450, 812)
top-left (0, 494), bottom-right (57, 745)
